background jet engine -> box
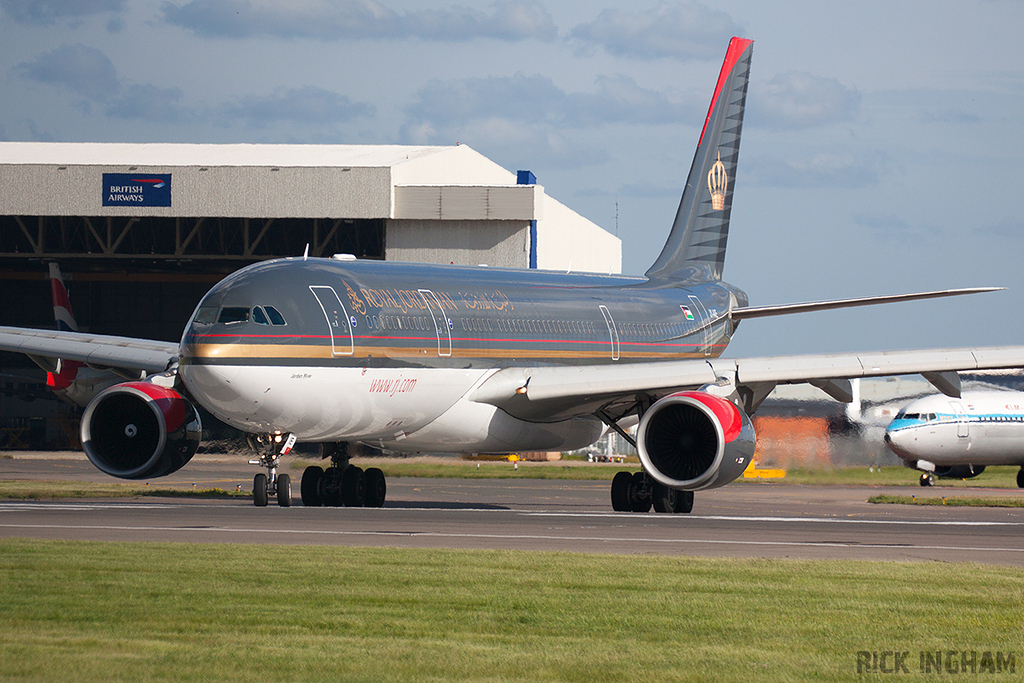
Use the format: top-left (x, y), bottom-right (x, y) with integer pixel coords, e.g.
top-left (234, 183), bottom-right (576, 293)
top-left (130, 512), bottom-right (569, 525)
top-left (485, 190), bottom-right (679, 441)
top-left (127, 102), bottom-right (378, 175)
top-left (637, 391), bottom-right (755, 491)
top-left (80, 382), bottom-right (201, 479)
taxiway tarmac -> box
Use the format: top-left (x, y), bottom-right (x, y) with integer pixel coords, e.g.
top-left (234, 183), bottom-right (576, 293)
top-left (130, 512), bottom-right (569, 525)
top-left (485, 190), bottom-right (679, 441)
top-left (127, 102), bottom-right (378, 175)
top-left (1, 456), bottom-right (1022, 565)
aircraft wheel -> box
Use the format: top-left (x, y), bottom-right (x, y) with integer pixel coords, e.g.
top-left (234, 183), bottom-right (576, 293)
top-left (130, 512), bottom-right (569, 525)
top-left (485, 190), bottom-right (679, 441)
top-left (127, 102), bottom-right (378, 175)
top-left (1017, 468), bottom-right (1024, 489)
top-left (673, 489), bottom-right (694, 514)
top-left (253, 473), bottom-right (269, 507)
top-left (611, 471), bottom-right (632, 511)
top-left (363, 467), bottom-right (386, 507)
top-left (342, 466), bottom-right (365, 507)
top-left (301, 466), bottom-right (324, 507)
top-left (277, 473), bottom-right (292, 507)
top-left (629, 471), bottom-right (652, 513)
top-left (919, 473), bottom-right (935, 487)
top-left (322, 467), bottom-right (343, 506)
top-left (652, 482), bottom-right (675, 513)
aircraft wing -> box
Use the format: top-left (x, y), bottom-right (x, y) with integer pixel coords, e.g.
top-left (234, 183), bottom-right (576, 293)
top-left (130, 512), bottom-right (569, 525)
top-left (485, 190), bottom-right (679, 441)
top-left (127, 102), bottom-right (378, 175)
top-left (0, 326), bottom-right (179, 375)
top-left (471, 346), bottom-right (1024, 423)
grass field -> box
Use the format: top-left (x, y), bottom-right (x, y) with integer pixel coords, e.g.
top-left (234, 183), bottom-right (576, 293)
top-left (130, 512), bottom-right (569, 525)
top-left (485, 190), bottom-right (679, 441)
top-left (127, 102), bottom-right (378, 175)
top-left (869, 494), bottom-right (1024, 508)
top-left (0, 538), bottom-right (1021, 682)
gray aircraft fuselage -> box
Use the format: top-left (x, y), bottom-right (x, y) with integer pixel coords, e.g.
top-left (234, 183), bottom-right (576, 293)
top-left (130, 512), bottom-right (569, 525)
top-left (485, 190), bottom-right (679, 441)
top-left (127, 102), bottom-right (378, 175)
top-left (177, 257), bottom-right (748, 451)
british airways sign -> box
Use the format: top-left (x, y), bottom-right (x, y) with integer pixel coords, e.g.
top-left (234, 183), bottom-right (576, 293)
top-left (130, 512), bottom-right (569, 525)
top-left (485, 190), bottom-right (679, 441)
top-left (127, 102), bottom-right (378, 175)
top-left (102, 173), bottom-right (171, 207)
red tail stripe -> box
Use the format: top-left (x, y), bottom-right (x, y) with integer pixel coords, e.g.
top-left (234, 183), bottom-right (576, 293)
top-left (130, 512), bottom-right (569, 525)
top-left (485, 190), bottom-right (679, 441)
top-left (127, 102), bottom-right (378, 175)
top-left (698, 37), bottom-right (753, 147)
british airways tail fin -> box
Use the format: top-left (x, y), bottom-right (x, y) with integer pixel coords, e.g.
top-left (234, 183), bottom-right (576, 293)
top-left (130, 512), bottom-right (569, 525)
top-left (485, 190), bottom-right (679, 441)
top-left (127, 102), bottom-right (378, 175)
top-left (646, 37), bottom-right (753, 283)
top-left (49, 262), bottom-right (79, 332)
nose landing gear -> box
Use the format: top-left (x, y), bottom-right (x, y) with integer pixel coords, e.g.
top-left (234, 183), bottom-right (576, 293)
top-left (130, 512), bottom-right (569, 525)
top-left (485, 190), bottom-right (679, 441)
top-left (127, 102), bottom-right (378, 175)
top-left (248, 432), bottom-right (295, 507)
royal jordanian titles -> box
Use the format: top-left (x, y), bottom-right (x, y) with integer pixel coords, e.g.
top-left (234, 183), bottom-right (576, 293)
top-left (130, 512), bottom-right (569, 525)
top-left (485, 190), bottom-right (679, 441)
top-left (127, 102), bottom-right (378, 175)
top-left (4, 38), bottom-right (1024, 511)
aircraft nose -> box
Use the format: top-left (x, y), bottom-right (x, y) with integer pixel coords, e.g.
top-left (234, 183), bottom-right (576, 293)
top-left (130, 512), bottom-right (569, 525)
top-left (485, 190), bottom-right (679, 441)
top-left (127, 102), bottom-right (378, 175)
top-left (883, 424), bottom-right (914, 459)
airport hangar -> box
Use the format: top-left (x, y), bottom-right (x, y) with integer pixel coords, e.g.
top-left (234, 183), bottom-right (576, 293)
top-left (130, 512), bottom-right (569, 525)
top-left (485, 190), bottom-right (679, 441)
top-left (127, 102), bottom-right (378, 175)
top-left (0, 141), bottom-right (621, 448)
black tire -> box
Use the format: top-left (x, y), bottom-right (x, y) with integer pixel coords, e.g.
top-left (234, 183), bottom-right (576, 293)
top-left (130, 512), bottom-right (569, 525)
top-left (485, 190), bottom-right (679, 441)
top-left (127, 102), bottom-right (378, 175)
top-left (363, 467), bottom-right (386, 507)
top-left (611, 471), bottom-right (632, 511)
top-left (673, 489), bottom-right (694, 514)
top-left (920, 473), bottom-right (934, 487)
top-left (341, 466), bottom-right (365, 507)
top-left (277, 473), bottom-right (292, 507)
top-left (322, 466), bottom-right (343, 507)
top-left (1017, 468), bottom-right (1024, 489)
top-left (253, 473), bottom-right (268, 507)
top-left (301, 466), bottom-right (324, 507)
top-left (652, 482), bottom-right (675, 513)
top-left (629, 471), bottom-right (652, 513)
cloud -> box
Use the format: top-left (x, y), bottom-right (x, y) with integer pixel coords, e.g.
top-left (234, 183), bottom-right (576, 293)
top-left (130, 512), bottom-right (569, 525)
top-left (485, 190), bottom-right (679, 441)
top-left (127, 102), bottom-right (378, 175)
top-left (568, 2), bottom-right (743, 60)
top-left (751, 71), bottom-right (861, 129)
top-left (852, 212), bottom-right (940, 243)
top-left (16, 44), bottom-right (121, 101)
top-left (404, 73), bottom-right (690, 129)
top-left (746, 152), bottom-right (886, 189)
top-left (221, 86), bottom-right (375, 127)
top-left (160, 0), bottom-right (556, 42)
top-left (978, 217), bottom-right (1024, 238)
top-left (1, 0), bottom-right (124, 24)
top-left (105, 84), bottom-right (189, 122)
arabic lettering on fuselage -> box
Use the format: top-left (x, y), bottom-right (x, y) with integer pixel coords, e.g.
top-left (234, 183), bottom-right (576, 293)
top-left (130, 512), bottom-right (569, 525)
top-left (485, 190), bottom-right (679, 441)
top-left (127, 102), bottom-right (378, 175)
top-left (350, 286), bottom-right (514, 315)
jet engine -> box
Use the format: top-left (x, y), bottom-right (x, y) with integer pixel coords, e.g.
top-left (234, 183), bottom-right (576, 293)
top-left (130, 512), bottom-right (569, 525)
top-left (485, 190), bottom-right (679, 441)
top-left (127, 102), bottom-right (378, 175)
top-left (935, 464), bottom-right (985, 479)
top-left (637, 391), bottom-right (755, 491)
top-left (80, 382), bottom-right (201, 479)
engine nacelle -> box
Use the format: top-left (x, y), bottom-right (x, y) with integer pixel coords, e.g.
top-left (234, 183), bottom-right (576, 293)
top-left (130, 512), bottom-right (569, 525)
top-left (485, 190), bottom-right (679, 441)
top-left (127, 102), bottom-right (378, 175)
top-left (81, 382), bottom-right (202, 479)
top-left (637, 391), bottom-right (755, 491)
top-left (936, 464), bottom-right (985, 479)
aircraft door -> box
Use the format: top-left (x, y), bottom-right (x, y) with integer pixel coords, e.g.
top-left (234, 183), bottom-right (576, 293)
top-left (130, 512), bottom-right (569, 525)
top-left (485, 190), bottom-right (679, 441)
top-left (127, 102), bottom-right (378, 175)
top-left (418, 289), bottom-right (452, 357)
top-left (949, 401), bottom-right (970, 438)
top-left (309, 286), bottom-right (354, 356)
top-left (688, 295), bottom-right (713, 356)
top-left (599, 305), bottom-right (620, 361)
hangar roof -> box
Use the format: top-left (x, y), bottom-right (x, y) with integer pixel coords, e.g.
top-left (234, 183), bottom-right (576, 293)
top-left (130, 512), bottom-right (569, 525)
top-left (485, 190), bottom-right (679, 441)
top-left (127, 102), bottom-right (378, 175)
top-left (0, 142), bottom-right (453, 168)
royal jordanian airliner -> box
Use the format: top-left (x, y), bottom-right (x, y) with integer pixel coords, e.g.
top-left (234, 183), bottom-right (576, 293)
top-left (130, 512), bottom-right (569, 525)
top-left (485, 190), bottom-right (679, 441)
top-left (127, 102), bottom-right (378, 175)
top-left (885, 391), bottom-right (1024, 488)
top-left (3, 37), bottom-right (1024, 511)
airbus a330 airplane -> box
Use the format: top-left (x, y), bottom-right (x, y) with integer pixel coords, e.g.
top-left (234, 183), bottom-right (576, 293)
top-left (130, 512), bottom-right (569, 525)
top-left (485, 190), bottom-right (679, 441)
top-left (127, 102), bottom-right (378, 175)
top-left (3, 37), bottom-right (1024, 511)
top-left (885, 391), bottom-right (1024, 488)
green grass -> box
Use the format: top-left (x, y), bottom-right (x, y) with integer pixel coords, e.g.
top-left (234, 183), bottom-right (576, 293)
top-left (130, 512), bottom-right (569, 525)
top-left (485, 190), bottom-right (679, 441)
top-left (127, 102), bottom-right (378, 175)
top-left (0, 480), bottom-right (248, 500)
top-left (869, 494), bottom-right (1024, 508)
top-left (0, 539), bottom-right (1021, 682)
top-left (291, 459), bottom-right (1023, 488)
top-left (329, 459), bottom-right (643, 481)
top-left (748, 465), bottom-right (1023, 488)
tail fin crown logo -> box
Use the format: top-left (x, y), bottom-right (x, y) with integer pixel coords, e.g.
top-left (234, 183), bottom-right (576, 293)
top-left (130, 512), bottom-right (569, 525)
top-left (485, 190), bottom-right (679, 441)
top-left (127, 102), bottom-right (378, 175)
top-left (708, 151), bottom-right (728, 211)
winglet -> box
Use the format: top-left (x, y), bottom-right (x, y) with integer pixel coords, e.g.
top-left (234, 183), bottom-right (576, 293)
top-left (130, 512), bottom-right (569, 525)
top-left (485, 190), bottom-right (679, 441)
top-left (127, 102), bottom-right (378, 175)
top-left (646, 37), bottom-right (753, 283)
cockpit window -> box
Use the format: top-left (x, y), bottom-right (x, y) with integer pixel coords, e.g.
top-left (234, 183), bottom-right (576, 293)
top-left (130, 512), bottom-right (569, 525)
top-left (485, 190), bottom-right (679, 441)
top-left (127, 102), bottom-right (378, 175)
top-left (193, 304), bottom-right (219, 325)
top-left (217, 306), bottom-right (250, 324)
top-left (252, 306), bottom-right (269, 325)
top-left (265, 306), bottom-right (287, 326)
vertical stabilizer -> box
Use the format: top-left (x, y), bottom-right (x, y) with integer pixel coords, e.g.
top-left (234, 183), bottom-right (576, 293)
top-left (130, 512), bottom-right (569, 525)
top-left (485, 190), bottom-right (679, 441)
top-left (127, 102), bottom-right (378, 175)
top-left (645, 37), bottom-right (753, 282)
top-left (49, 262), bottom-right (78, 332)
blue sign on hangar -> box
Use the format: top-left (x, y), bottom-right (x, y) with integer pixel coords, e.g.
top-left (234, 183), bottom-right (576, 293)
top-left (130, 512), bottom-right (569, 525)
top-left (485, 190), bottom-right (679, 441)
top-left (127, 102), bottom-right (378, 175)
top-left (102, 173), bottom-right (171, 207)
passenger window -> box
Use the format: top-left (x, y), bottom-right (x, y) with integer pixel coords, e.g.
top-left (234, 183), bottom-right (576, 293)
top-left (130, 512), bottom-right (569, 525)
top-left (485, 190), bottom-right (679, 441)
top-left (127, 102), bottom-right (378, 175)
top-left (217, 306), bottom-right (250, 324)
top-left (264, 306), bottom-right (287, 326)
top-left (252, 306), bottom-right (269, 325)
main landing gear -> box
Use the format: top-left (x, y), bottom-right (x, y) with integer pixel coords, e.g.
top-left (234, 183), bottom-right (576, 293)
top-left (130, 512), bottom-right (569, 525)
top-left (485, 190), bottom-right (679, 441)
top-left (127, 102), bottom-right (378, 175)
top-left (610, 471), bottom-right (693, 513)
top-left (248, 432), bottom-right (294, 507)
top-left (919, 472), bottom-right (936, 487)
top-left (300, 442), bottom-right (386, 508)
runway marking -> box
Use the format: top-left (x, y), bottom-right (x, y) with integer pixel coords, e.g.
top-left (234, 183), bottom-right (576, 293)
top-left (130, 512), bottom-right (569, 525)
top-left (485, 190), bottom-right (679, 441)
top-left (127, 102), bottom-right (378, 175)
top-left (524, 512), bottom-right (1024, 527)
top-left (0, 523), bottom-right (1020, 556)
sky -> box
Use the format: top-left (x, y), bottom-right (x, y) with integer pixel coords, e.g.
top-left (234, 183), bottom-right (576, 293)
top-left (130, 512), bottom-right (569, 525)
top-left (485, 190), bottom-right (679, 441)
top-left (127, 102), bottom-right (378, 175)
top-left (2, 0), bottom-right (1023, 358)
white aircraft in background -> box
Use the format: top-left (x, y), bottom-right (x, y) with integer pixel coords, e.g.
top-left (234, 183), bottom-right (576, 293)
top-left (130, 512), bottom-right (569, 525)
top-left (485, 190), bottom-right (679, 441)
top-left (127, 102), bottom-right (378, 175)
top-left (885, 391), bottom-right (1024, 487)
